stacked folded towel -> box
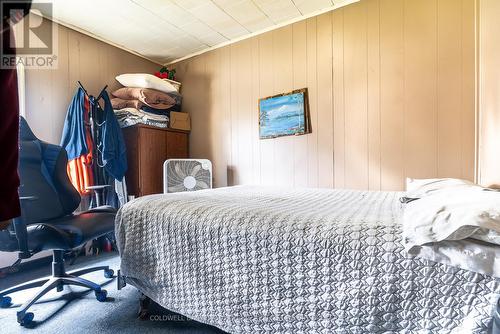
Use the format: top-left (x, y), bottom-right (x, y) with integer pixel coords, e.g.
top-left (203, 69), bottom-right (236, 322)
top-left (114, 108), bottom-right (169, 128)
top-left (112, 73), bottom-right (183, 128)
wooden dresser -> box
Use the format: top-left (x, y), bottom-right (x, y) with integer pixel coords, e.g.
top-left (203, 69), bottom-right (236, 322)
top-left (122, 124), bottom-right (189, 197)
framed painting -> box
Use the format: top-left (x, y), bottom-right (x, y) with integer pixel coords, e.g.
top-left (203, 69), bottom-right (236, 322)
top-left (258, 88), bottom-right (311, 139)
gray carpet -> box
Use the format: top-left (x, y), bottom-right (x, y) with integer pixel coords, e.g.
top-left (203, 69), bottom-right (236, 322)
top-left (0, 253), bottom-right (225, 334)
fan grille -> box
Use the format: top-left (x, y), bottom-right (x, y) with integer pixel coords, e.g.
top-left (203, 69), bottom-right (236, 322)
top-left (166, 160), bottom-right (211, 193)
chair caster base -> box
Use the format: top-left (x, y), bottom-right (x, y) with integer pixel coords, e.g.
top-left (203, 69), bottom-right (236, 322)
top-left (95, 289), bottom-right (107, 302)
top-left (0, 249), bottom-right (115, 326)
top-left (104, 269), bottom-right (114, 279)
top-left (17, 312), bottom-right (34, 326)
top-left (0, 296), bottom-right (12, 308)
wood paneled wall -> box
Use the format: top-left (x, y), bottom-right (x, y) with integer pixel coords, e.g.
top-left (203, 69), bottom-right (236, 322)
top-left (24, 19), bottom-right (158, 144)
top-left (175, 0), bottom-right (476, 190)
top-left (478, 0), bottom-right (500, 187)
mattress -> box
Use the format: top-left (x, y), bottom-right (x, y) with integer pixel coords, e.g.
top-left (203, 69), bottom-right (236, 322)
top-left (116, 186), bottom-right (500, 333)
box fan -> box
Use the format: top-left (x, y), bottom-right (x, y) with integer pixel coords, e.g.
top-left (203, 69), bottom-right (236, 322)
top-left (163, 159), bottom-right (212, 193)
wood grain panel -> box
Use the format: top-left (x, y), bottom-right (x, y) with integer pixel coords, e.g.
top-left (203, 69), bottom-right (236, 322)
top-left (237, 39), bottom-right (255, 185)
top-left (219, 47), bottom-right (232, 187)
top-left (175, 0), bottom-right (476, 190)
top-left (167, 132), bottom-right (189, 159)
top-left (332, 9), bottom-right (345, 188)
top-left (273, 26), bottom-right (295, 186)
top-left (205, 49), bottom-right (225, 187)
top-left (404, 0), bottom-right (438, 179)
top-left (306, 17), bottom-right (319, 188)
top-left (140, 127), bottom-right (167, 195)
top-left (437, 0), bottom-right (462, 178)
top-left (367, 0), bottom-right (381, 190)
top-left (187, 56), bottom-right (209, 163)
top-left (292, 20), bottom-right (309, 187)
top-left (49, 27), bottom-right (70, 140)
top-left (258, 32), bottom-right (275, 186)
top-left (316, 12), bottom-right (334, 188)
top-left (461, 0), bottom-right (475, 182)
top-left (343, 1), bottom-right (368, 189)
top-left (478, 0), bottom-right (500, 187)
top-left (229, 44), bottom-right (240, 185)
top-left (251, 38), bottom-right (262, 185)
top-left (379, 0), bottom-right (405, 190)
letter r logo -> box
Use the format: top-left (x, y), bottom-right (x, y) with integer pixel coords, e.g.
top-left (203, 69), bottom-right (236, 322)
top-left (2, 2), bottom-right (53, 55)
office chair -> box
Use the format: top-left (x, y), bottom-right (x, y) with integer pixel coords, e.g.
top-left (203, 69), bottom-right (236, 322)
top-left (0, 117), bottom-right (116, 326)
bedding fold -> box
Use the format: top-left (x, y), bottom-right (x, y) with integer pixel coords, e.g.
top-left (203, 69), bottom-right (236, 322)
top-left (111, 97), bottom-right (143, 110)
top-left (112, 87), bottom-right (175, 109)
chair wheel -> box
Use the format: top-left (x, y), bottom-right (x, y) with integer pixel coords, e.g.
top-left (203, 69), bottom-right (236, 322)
top-left (95, 289), bottom-right (107, 302)
top-left (18, 312), bottom-right (34, 326)
top-left (104, 269), bottom-right (114, 278)
top-left (0, 296), bottom-right (12, 308)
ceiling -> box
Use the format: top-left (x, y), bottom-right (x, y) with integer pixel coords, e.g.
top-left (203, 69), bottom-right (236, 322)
top-left (33, 0), bottom-right (358, 65)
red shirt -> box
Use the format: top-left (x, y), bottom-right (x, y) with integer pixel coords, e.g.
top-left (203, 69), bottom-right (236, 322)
top-left (0, 8), bottom-right (22, 221)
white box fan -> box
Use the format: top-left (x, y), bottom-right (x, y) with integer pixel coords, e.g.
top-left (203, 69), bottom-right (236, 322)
top-left (163, 159), bottom-right (212, 193)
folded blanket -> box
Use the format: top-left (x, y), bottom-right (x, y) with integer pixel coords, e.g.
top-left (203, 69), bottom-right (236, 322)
top-left (112, 87), bottom-right (175, 109)
top-left (111, 98), bottom-right (143, 110)
top-left (114, 107), bottom-right (169, 128)
top-left (141, 105), bottom-right (177, 116)
top-left (115, 107), bottom-right (168, 122)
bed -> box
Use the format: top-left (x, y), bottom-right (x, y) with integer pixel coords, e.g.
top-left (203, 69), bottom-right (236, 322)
top-left (115, 186), bottom-right (500, 333)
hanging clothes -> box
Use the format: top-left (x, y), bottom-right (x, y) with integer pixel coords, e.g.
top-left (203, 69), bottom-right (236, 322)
top-left (60, 88), bottom-right (94, 194)
top-left (100, 91), bottom-right (127, 181)
top-left (61, 85), bottom-right (128, 208)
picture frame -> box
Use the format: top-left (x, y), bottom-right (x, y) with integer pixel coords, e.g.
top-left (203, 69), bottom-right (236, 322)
top-left (258, 88), bottom-right (311, 140)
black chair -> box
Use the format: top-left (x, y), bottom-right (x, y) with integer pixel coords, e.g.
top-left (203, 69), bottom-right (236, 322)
top-left (0, 117), bottom-right (116, 326)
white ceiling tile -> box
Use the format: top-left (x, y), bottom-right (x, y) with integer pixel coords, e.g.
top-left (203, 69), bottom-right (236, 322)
top-left (179, 21), bottom-right (228, 46)
top-left (293, 0), bottom-right (333, 15)
top-left (213, 0), bottom-right (274, 32)
top-left (199, 32), bottom-right (229, 46)
top-left (173, 0), bottom-right (249, 39)
top-left (252, 0), bottom-right (301, 23)
top-left (34, 0), bottom-right (357, 64)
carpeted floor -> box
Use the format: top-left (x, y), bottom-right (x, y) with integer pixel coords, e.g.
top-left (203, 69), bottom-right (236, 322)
top-left (0, 252), bottom-right (225, 334)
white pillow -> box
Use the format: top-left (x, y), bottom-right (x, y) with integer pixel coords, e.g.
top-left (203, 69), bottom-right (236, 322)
top-left (405, 177), bottom-right (477, 199)
top-left (403, 187), bottom-right (500, 248)
top-left (115, 73), bottom-right (177, 94)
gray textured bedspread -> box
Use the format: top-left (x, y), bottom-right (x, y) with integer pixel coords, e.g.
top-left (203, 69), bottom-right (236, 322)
top-left (116, 186), bottom-right (500, 333)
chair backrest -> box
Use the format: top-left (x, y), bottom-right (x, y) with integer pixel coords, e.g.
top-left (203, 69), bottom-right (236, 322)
top-left (18, 117), bottom-right (81, 224)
